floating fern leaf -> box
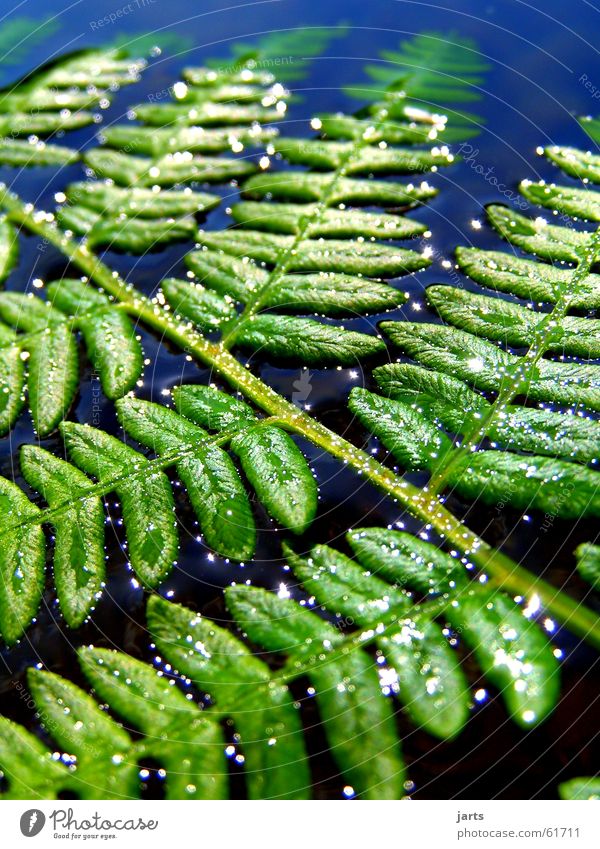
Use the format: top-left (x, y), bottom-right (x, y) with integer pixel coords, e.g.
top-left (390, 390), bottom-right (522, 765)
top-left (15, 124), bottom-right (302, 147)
top-left (0, 17), bottom-right (59, 70)
top-left (171, 385), bottom-right (318, 534)
top-left (206, 25), bottom-right (349, 82)
top-left (0, 384), bottom-right (323, 639)
top-left (558, 777), bottom-right (600, 800)
top-left (50, 63), bottom-right (290, 254)
top-left (0, 283), bottom-right (142, 435)
top-left (225, 583), bottom-right (406, 798)
top-left (20, 445), bottom-right (105, 628)
top-left (575, 543), bottom-right (600, 591)
top-left (60, 422), bottom-right (178, 587)
top-left (0, 478), bottom-right (44, 644)
top-left (374, 363), bottom-right (600, 463)
top-left (0, 48), bottom-right (147, 164)
top-left (0, 219), bottom-right (18, 282)
top-left (1, 32), bottom-right (598, 801)
top-left (0, 520), bottom-right (560, 798)
top-left (0, 644), bottom-right (225, 799)
top-left (343, 31), bottom-right (488, 141)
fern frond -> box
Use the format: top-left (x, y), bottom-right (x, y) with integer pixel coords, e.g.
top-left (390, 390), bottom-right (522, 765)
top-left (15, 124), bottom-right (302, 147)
top-left (0, 17), bottom-right (59, 70)
top-left (0, 524), bottom-right (570, 798)
top-left (50, 64), bottom-right (288, 254)
top-left (343, 31), bottom-right (488, 141)
top-left (206, 25), bottom-right (349, 82)
top-left (0, 385), bottom-right (322, 640)
top-left (2, 36), bottom-right (599, 659)
top-left (575, 543), bottom-right (600, 590)
top-left (0, 283), bottom-right (142, 435)
top-left (363, 142), bottom-right (600, 524)
top-left (0, 48), bottom-right (147, 164)
top-left (559, 777), bottom-right (600, 800)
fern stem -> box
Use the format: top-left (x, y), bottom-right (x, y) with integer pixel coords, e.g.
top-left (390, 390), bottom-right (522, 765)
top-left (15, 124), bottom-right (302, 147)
top-left (2, 186), bottom-right (599, 649)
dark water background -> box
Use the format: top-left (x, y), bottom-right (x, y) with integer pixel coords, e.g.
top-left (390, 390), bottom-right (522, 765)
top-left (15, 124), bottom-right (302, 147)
top-left (0, 0), bottom-right (599, 799)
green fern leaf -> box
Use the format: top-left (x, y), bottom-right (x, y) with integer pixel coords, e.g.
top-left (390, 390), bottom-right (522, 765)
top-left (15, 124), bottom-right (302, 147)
top-left (379, 323), bottom-right (600, 410)
top-left (0, 640), bottom-right (227, 800)
top-left (426, 284), bottom-right (600, 358)
top-left (0, 138), bottom-right (78, 167)
top-left (147, 595), bottom-right (311, 799)
top-left (0, 716), bottom-right (67, 799)
top-left (47, 279), bottom-right (142, 398)
top-left (58, 205), bottom-right (197, 252)
top-left (375, 363), bottom-right (600, 463)
top-left (313, 530), bottom-right (558, 726)
top-left (234, 314), bottom-right (385, 365)
top-left (28, 668), bottom-right (136, 799)
top-left (225, 584), bottom-right (406, 799)
top-left (173, 385), bottom-right (318, 534)
top-left (83, 148), bottom-right (256, 187)
top-left (27, 321), bottom-right (79, 436)
top-left (575, 543), bottom-right (600, 591)
top-left (346, 527), bottom-right (466, 594)
top-left (0, 219), bottom-right (18, 282)
top-left (487, 204), bottom-right (597, 263)
top-left (230, 425), bottom-right (317, 532)
top-left (445, 589), bottom-right (559, 727)
top-left (78, 646), bottom-right (226, 800)
top-left (65, 181), bottom-right (219, 218)
top-left (0, 47), bottom-right (147, 159)
top-left (349, 387), bottom-right (600, 518)
top-left (0, 478), bottom-right (44, 645)
top-left (101, 123), bottom-right (278, 156)
top-left (230, 200), bottom-right (427, 239)
top-left (19, 445), bottom-right (105, 627)
top-left (544, 145), bottom-right (600, 182)
top-left (173, 383), bottom-right (256, 431)
top-left (242, 170), bottom-right (437, 206)
top-left (185, 249), bottom-right (408, 312)
top-left (455, 246), bottom-right (600, 308)
top-left (285, 542), bottom-right (470, 739)
top-left (558, 777), bottom-right (600, 800)
top-left (273, 136), bottom-right (454, 172)
top-left (60, 423), bottom-right (177, 586)
top-left (0, 341), bottom-right (25, 433)
top-left (117, 395), bottom-right (256, 560)
top-left (198, 230), bottom-right (429, 276)
top-left (0, 283), bottom-right (142, 432)
top-left (520, 179), bottom-right (600, 221)
top-left (161, 277), bottom-right (236, 330)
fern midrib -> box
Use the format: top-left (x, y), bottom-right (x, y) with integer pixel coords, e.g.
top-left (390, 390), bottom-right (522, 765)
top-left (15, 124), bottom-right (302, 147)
top-left (2, 188), bottom-right (599, 649)
top-left (427, 228), bottom-right (600, 495)
top-left (220, 99), bottom-right (402, 344)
